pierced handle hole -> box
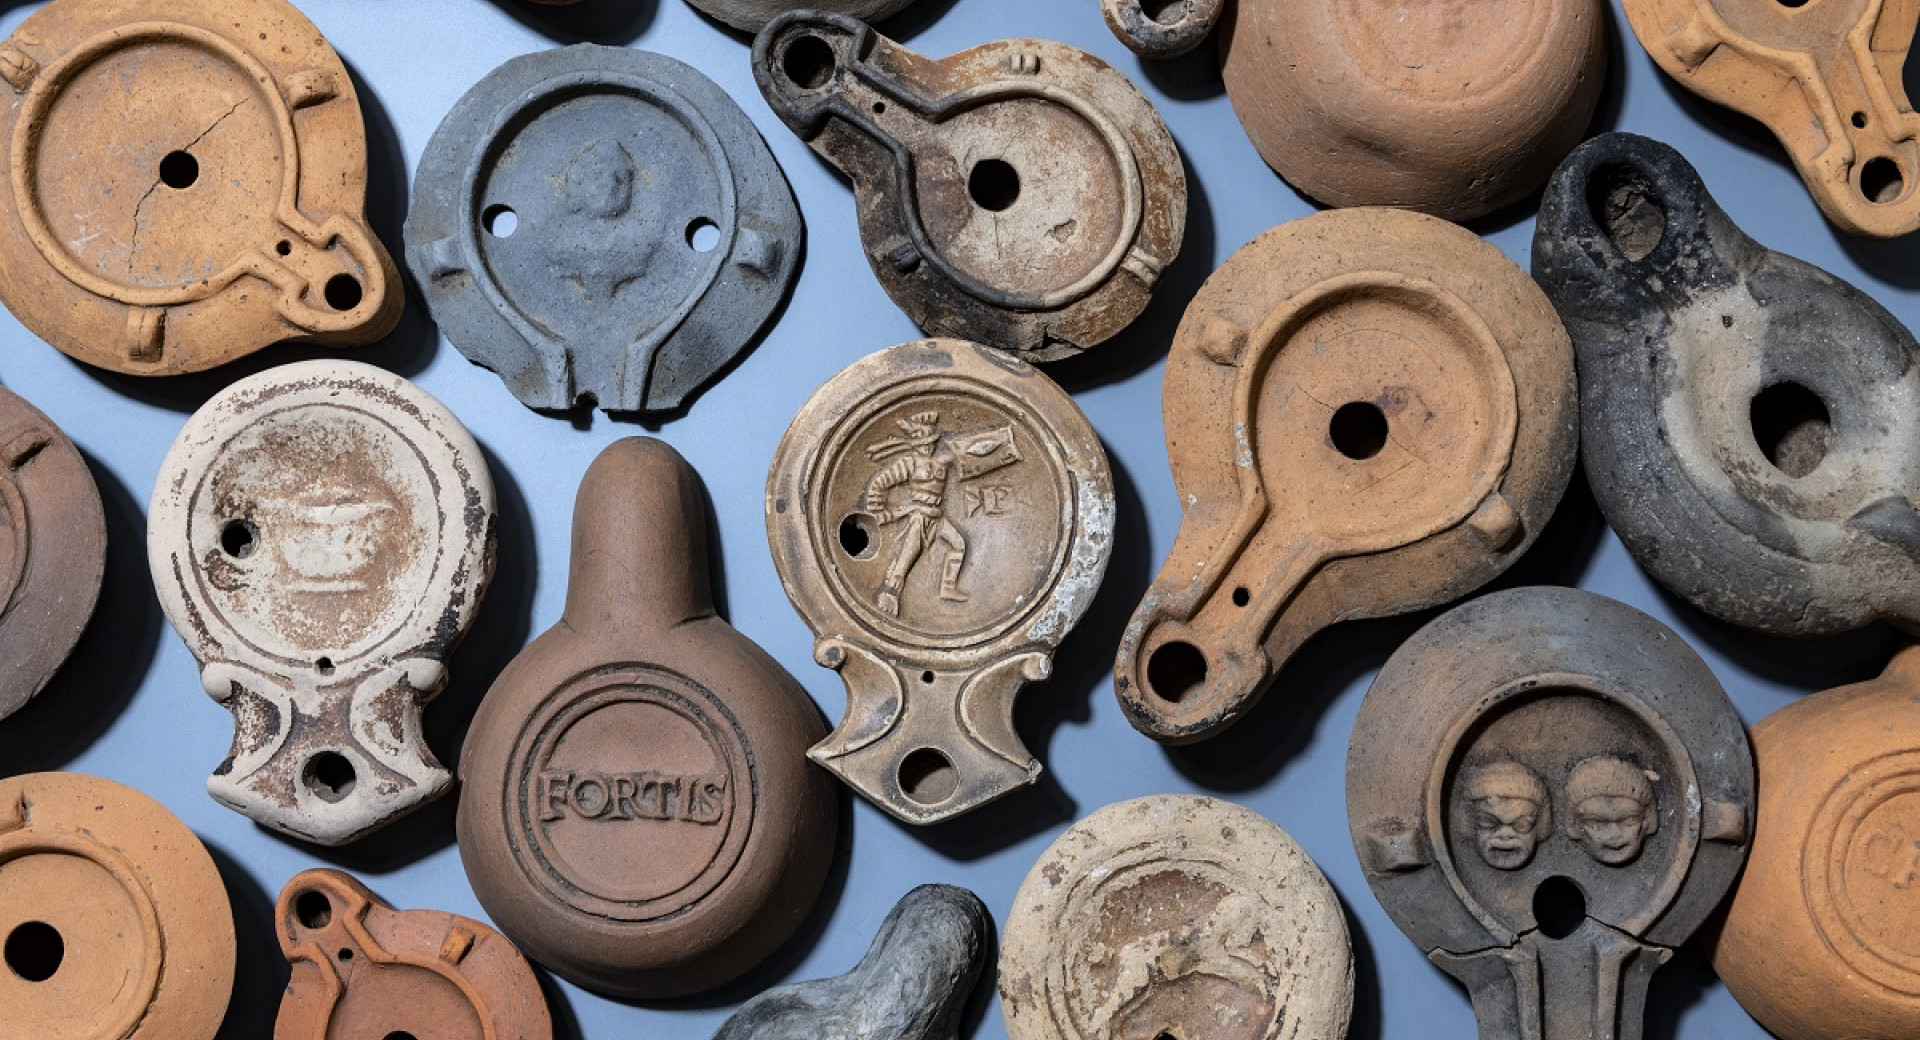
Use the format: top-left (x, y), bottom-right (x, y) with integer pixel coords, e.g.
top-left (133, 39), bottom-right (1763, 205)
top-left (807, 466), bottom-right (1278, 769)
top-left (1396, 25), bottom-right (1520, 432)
top-left (293, 890), bottom-right (333, 930)
top-left (323, 274), bottom-right (363, 312)
top-left (1586, 163), bottom-right (1666, 262)
top-left (1145, 641), bottom-right (1207, 705)
top-left (1140, 0), bottom-right (1187, 23)
top-left (1862, 156), bottom-right (1905, 204)
top-left (782, 35), bottom-right (836, 89)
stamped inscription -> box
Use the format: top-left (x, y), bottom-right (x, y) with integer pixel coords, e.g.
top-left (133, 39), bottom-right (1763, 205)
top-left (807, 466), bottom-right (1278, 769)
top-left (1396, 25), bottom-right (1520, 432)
top-left (537, 769), bottom-right (729, 825)
top-left (510, 664), bottom-right (753, 923)
top-left (1810, 752), bottom-right (1920, 992)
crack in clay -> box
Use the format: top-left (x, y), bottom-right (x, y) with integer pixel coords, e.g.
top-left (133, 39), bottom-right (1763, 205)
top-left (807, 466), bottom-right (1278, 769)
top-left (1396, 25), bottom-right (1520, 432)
top-left (127, 98), bottom-right (251, 275)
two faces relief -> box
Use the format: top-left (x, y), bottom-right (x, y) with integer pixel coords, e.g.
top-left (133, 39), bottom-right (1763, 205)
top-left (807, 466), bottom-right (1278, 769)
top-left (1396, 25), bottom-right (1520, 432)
top-left (1462, 757), bottom-right (1659, 871)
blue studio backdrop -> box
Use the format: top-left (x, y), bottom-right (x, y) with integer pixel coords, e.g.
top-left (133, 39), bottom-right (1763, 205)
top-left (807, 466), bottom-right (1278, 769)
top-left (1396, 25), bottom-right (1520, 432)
top-left (0, 1), bottom-right (1904, 1038)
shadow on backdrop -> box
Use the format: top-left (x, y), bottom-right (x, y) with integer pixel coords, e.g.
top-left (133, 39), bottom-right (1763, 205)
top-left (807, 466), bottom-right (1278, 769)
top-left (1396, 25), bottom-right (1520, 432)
top-left (492, 0), bottom-right (657, 45)
top-left (0, 451), bottom-right (158, 770)
top-left (1050, 144), bottom-right (1215, 395)
top-left (257, 441), bottom-right (537, 875)
top-left (209, 841), bottom-right (288, 1040)
top-left (1164, 464), bottom-right (1606, 791)
top-left (1654, 585), bottom-right (1900, 698)
top-left (902, 446), bottom-right (1152, 861)
top-left (536, 965), bottom-right (588, 1040)
top-left (1136, 33), bottom-right (1225, 103)
top-left (1644, 937), bottom-right (1721, 1040)
top-left (1332, 876), bottom-right (1385, 1040)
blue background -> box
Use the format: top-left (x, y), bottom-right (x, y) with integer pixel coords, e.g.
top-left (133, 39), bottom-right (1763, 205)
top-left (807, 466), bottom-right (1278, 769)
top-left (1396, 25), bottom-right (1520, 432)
top-left (0, 0), bottom-right (1906, 1038)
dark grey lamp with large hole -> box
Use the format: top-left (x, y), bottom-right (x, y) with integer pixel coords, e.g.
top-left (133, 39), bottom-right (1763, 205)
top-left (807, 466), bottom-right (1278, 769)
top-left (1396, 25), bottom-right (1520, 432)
top-left (1533, 132), bottom-right (1920, 638)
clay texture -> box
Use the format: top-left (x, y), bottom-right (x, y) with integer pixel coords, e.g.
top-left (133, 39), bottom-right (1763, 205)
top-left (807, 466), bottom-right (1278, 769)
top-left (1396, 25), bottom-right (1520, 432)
top-left (149, 360), bottom-right (497, 846)
top-left (1101, 0), bottom-right (1603, 219)
top-left (407, 45), bottom-right (803, 415)
top-left (1116, 209), bottom-right (1577, 745)
top-left (1348, 587), bottom-right (1754, 1040)
top-left (690, 0), bottom-right (921, 32)
top-left (713, 884), bottom-right (988, 1040)
top-left (459, 437), bottom-right (838, 999)
top-left (274, 868), bottom-right (552, 1040)
top-left (1534, 132), bottom-right (1920, 637)
top-left (753, 13), bottom-right (1185, 361)
top-left (1710, 645), bottom-right (1920, 1040)
top-left (1622, 0), bottom-right (1920, 236)
top-left (0, 772), bottom-right (235, 1040)
top-left (0, 386), bottom-right (105, 722)
top-left (767, 340), bottom-right (1114, 824)
top-left (0, 0), bottom-right (400, 375)
top-left (1227, 0), bottom-right (1605, 219)
top-left (1000, 795), bottom-right (1354, 1040)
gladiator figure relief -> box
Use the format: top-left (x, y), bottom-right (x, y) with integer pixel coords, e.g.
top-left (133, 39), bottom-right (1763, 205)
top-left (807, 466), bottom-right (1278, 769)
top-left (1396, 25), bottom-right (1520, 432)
top-left (859, 411), bottom-right (1020, 617)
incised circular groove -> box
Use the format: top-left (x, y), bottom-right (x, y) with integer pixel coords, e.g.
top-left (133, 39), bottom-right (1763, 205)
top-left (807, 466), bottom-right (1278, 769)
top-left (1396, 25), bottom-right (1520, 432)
top-left (504, 663), bottom-right (755, 925)
top-left (809, 374), bottom-right (1075, 652)
top-left (1424, 672), bottom-right (1701, 940)
top-left (457, 68), bottom-right (738, 353)
top-left (1807, 749), bottom-right (1920, 993)
top-left (12, 23), bottom-right (301, 307)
